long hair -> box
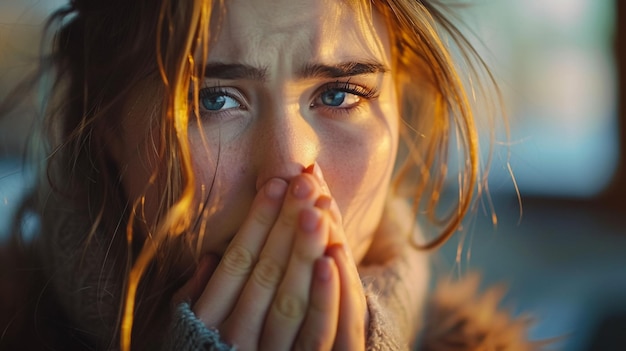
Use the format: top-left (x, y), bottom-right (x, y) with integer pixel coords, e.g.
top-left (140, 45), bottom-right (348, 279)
top-left (4, 0), bottom-right (499, 349)
top-left (377, 0), bottom-right (500, 249)
top-left (11, 0), bottom-right (216, 348)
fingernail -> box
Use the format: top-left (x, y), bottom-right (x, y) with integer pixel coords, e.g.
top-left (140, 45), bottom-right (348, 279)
top-left (265, 178), bottom-right (288, 200)
top-left (325, 243), bottom-right (348, 258)
top-left (304, 162), bottom-right (324, 184)
top-left (292, 176), bottom-right (313, 199)
top-left (300, 208), bottom-right (322, 233)
top-left (312, 161), bottom-right (324, 183)
top-left (313, 162), bottom-right (331, 195)
top-left (315, 195), bottom-right (332, 210)
top-left (303, 163), bottom-right (315, 174)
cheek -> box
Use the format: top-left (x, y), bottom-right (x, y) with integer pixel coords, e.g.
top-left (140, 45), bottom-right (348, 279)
top-left (329, 130), bottom-right (392, 203)
top-left (188, 132), bottom-right (256, 253)
top-left (322, 116), bottom-right (397, 248)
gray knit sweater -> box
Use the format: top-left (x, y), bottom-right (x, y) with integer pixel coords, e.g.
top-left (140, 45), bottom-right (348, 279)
top-left (167, 295), bottom-right (401, 350)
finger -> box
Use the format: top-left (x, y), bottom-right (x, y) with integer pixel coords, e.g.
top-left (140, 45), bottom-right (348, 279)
top-left (306, 163), bottom-right (343, 232)
top-left (326, 244), bottom-right (367, 351)
top-left (220, 174), bottom-right (323, 346)
top-left (310, 164), bottom-right (365, 349)
top-left (304, 162), bottom-right (330, 196)
top-left (194, 178), bottom-right (288, 326)
top-left (172, 255), bottom-right (219, 307)
top-left (294, 256), bottom-right (340, 351)
top-left (308, 165), bottom-right (366, 350)
top-left (315, 195), bottom-right (345, 246)
top-left (260, 207), bottom-right (329, 349)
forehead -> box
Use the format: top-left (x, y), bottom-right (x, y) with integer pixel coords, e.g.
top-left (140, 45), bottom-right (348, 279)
top-left (209, 0), bottom-right (390, 68)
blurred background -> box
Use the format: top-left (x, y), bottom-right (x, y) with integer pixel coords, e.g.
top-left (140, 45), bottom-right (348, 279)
top-left (1, 0), bottom-right (624, 350)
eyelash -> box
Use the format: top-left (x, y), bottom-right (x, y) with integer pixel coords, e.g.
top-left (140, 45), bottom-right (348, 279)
top-left (193, 86), bottom-right (245, 117)
top-left (310, 81), bottom-right (378, 115)
top-left (192, 81), bottom-right (379, 118)
top-left (320, 81), bottom-right (378, 100)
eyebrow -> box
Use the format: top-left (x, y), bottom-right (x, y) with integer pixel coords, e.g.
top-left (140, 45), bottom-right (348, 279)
top-left (203, 61), bottom-right (388, 81)
top-left (203, 63), bottom-right (268, 81)
top-left (297, 61), bottom-right (388, 79)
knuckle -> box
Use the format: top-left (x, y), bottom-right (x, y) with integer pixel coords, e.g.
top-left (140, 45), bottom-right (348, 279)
top-left (252, 256), bottom-right (283, 289)
top-left (252, 205), bottom-right (275, 227)
top-left (277, 207), bottom-right (298, 229)
top-left (274, 292), bottom-right (306, 320)
top-left (309, 297), bottom-right (327, 315)
top-left (221, 245), bottom-right (255, 276)
top-left (294, 239), bottom-right (318, 261)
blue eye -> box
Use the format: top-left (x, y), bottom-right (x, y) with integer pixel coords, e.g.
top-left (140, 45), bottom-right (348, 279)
top-left (321, 90), bottom-right (348, 107)
top-left (317, 89), bottom-right (362, 109)
top-left (199, 89), bottom-right (241, 111)
top-left (312, 82), bottom-right (376, 111)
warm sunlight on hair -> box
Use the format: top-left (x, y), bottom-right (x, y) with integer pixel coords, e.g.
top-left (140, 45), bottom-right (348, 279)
top-left (121, 1), bottom-right (214, 349)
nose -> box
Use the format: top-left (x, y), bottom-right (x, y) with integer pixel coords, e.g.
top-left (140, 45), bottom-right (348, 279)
top-left (253, 103), bottom-right (320, 191)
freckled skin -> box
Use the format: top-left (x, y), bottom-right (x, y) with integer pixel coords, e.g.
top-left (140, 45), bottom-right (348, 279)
top-left (116, 0), bottom-right (399, 263)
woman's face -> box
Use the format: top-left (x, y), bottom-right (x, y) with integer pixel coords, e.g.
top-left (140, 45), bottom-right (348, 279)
top-left (116, 0), bottom-right (399, 262)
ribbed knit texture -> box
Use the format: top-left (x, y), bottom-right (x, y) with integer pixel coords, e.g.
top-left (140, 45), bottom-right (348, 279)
top-left (167, 303), bottom-right (235, 351)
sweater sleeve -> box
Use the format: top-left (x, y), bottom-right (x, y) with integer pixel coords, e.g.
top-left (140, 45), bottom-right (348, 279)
top-left (365, 290), bottom-right (407, 351)
top-left (166, 295), bottom-right (404, 351)
top-left (165, 302), bottom-right (236, 351)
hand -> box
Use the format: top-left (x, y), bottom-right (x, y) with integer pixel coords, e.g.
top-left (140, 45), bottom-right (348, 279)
top-left (174, 164), bottom-right (367, 350)
top-left (306, 164), bottom-right (368, 351)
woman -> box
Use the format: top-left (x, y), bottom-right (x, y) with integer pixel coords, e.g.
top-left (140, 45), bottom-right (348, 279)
top-left (0, 0), bottom-right (536, 350)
